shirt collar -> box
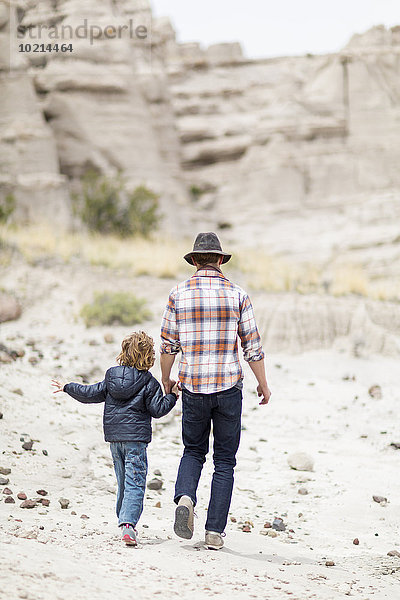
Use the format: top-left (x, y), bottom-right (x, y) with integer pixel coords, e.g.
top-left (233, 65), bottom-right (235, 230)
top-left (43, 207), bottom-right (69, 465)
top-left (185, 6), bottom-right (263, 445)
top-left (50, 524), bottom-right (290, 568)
top-left (192, 266), bottom-right (226, 279)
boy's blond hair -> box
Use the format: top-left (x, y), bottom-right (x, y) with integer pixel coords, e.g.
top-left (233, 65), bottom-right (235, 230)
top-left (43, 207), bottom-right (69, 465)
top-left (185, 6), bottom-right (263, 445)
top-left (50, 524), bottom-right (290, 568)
top-left (116, 331), bottom-right (155, 371)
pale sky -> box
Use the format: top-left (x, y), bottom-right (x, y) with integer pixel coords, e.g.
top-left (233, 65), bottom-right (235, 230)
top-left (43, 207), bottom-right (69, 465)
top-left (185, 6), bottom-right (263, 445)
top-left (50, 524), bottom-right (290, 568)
top-left (150, 0), bottom-right (399, 58)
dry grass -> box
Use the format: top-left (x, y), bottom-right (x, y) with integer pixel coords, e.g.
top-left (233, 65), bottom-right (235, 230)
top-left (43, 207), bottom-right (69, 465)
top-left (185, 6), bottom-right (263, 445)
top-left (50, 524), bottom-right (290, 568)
top-left (1, 225), bottom-right (191, 279)
top-left (1, 225), bottom-right (399, 302)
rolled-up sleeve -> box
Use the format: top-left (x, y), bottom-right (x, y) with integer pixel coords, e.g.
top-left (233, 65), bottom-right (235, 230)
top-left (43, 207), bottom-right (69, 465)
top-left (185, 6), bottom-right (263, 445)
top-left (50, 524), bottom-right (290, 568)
top-left (160, 290), bottom-right (181, 355)
top-left (238, 294), bottom-right (264, 362)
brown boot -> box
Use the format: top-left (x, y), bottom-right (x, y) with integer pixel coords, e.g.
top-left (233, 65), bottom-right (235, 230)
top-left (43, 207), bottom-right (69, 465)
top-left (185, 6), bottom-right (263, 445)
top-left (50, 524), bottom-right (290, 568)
top-left (174, 495), bottom-right (194, 539)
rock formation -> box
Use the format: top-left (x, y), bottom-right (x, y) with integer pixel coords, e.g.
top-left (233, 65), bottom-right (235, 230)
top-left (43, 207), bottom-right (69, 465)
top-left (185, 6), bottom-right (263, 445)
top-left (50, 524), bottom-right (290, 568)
top-left (1, 4), bottom-right (399, 273)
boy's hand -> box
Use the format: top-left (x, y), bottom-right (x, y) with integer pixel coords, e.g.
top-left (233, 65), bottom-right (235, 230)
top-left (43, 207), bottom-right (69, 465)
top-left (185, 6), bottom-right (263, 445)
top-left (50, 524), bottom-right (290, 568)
top-left (51, 379), bottom-right (66, 394)
top-left (171, 383), bottom-right (180, 398)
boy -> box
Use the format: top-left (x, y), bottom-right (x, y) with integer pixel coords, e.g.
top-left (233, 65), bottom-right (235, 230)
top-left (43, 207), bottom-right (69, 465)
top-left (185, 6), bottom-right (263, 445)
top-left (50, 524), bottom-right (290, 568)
top-left (52, 331), bottom-right (178, 546)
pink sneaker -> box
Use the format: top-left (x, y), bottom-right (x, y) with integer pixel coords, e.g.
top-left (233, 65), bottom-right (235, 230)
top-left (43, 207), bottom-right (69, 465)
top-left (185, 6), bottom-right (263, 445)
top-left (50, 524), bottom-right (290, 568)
top-left (121, 524), bottom-right (137, 546)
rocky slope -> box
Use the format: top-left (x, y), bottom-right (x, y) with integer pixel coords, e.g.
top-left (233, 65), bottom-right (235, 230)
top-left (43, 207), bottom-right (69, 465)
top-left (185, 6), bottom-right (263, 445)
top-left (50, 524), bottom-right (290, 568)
top-left (1, 3), bottom-right (400, 273)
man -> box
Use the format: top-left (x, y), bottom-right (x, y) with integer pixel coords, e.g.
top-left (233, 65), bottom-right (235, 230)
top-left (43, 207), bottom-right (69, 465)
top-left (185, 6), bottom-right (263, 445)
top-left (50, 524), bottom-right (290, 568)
top-left (160, 232), bottom-right (271, 550)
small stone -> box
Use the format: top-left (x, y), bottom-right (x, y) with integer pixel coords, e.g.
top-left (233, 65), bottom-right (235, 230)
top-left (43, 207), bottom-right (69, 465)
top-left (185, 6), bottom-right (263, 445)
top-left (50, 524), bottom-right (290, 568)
top-left (242, 525), bottom-right (251, 533)
top-left (325, 560), bottom-right (335, 567)
top-left (288, 452), bottom-right (314, 472)
top-left (12, 388), bottom-right (23, 396)
top-left (298, 487), bottom-right (308, 495)
top-left (3, 487), bottom-right (12, 495)
top-left (42, 449), bottom-right (48, 456)
top-left (272, 518), bottom-right (286, 531)
top-left (154, 501), bottom-right (161, 508)
top-left (368, 385), bottom-right (382, 399)
top-left (387, 550), bottom-right (400, 558)
top-left (259, 529), bottom-right (268, 536)
top-left (20, 499), bottom-right (37, 509)
top-left (22, 441), bottom-right (33, 451)
top-left (353, 538), bottom-right (360, 545)
top-left (80, 514), bottom-right (89, 519)
top-left (0, 476), bottom-right (10, 485)
top-left (104, 333), bottom-right (114, 344)
top-left (28, 356), bottom-right (39, 365)
top-left (40, 498), bottom-right (50, 507)
top-left (147, 478), bottom-right (163, 490)
top-left (5, 496), bottom-right (15, 504)
top-left (153, 469), bottom-right (162, 477)
top-left (390, 442), bottom-right (400, 450)
top-left (373, 495), bottom-right (387, 504)
top-left (0, 468), bottom-right (11, 476)
top-left (58, 498), bottom-right (69, 509)
top-left (36, 489), bottom-right (48, 496)
top-left (230, 516), bottom-right (237, 523)
top-left (71, 511), bottom-right (77, 515)
top-left (0, 411), bottom-right (3, 419)
top-left (267, 530), bottom-right (278, 538)
top-left (264, 521), bottom-right (272, 528)
top-left (17, 492), bottom-right (27, 500)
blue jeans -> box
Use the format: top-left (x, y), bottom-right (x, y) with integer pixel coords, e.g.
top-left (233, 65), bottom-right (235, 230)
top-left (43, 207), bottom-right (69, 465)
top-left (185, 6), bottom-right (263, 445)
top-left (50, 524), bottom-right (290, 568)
top-left (174, 386), bottom-right (242, 534)
top-left (110, 441), bottom-right (148, 527)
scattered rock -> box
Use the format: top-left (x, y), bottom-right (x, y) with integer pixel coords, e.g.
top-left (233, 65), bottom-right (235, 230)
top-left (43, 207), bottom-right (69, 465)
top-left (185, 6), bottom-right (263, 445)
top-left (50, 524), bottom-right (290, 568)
top-left (298, 487), bottom-right (308, 495)
top-left (20, 499), bottom-right (37, 509)
top-left (0, 476), bottom-right (10, 485)
top-left (147, 478), bottom-right (163, 490)
top-left (0, 467), bottom-right (11, 475)
top-left (0, 412), bottom-right (3, 419)
top-left (17, 492), bottom-right (27, 500)
top-left (242, 524), bottom-right (251, 533)
top-left (5, 496), bottom-right (15, 504)
top-left (272, 518), bottom-right (286, 532)
top-left (263, 521), bottom-right (272, 528)
top-left (22, 441), bottom-right (33, 451)
top-left (154, 501), bottom-right (161, 508)
top-left (373, 495), bottom-right (387, 504)
top-left (28, 356), bottom-right (39, 365)
top-left (42, 449), bottom-right (48, 456)
top-left (153, 469), bottom-right (162, 476)
top-left (267, 530), bottom-right (278, 538)
top-left (287, 452), bottom-right (314, 472)
top-left (39, 498), bottom-right (50, 507)
top-left (80, 514), bottom-right (89, 519)
top-left (353, 538), bottom-right (360, 545)
top-left (390, 442), bottom-right (400, 450)
top-left (0, 351), bottom-right (12, 364)
top-left (325, 560), bottom-right (335, 567)
top-left (104, 333), bottom-right (114, 344)
top-left (58, 498), bottom-right (69, 509)
top-left (387, 550), bottom-right (400, 558)
top-left (12, 388), bottom-right (23, 396)
top-left (259, 529), bottom-right (268, 536)
top-left (230, 516), bottom-right (237, 523)
top-left (368, 385), bottom-right (382, 399)
top-left (3, 487), bottom-right (12, 495)
top-left (71, 511), bottom-right (77, 515)
top-left (36, 489), bottom-right (48, 496)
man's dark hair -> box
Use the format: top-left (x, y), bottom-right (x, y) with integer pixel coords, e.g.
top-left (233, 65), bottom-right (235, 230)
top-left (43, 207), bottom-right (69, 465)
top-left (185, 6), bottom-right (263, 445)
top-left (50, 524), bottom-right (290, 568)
top-left (192, 253), bottom-right (221, 267)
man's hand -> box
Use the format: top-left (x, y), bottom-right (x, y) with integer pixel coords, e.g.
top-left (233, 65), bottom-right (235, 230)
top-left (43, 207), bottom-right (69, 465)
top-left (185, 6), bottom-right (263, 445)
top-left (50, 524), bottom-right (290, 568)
top-left (51, 379), bottom-right (66, 394)
top-left (257, 383), bottom-right (271, 405)
top-left (162, 378), bottom-right (176, 395)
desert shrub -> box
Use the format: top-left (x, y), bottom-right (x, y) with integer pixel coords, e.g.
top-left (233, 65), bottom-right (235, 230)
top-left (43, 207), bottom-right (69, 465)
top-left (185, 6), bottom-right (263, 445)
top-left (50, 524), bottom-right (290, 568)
top-left (73, 171), bottom-right (159, 237)
top-left (0, 194), bottom-right (15, 224)
top-left (80, 292), bottom-right (152, 327)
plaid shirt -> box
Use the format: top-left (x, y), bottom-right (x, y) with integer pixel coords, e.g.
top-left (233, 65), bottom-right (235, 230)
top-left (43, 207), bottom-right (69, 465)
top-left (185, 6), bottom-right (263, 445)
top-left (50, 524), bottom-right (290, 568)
top-left (160, 268), bottom-right (264, 394)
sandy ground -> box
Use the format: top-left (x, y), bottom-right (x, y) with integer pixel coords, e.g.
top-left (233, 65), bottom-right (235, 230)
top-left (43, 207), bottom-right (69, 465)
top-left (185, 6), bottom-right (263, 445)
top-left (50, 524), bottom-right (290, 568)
top-left (1, 259), bottom-right (400, 600)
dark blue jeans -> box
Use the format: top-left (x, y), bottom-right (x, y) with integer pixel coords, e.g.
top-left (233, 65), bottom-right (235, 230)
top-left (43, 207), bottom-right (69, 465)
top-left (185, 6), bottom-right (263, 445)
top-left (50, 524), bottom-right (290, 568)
top-left (110, 441), bottom-right (148, 527)
top-left (174, 385), bottom-right (242, 534)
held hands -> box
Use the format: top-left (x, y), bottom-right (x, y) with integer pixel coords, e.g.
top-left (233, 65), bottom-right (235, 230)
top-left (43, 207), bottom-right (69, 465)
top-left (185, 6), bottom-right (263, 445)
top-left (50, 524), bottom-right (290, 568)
top-left (51, 379), bottom-right (66, 394)
top-left (171, 383), bottom-right (180, 399)
top-left (162, 377), bottom-right (176, 395)
top-left (257, 383), bottom-right (271, 405)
